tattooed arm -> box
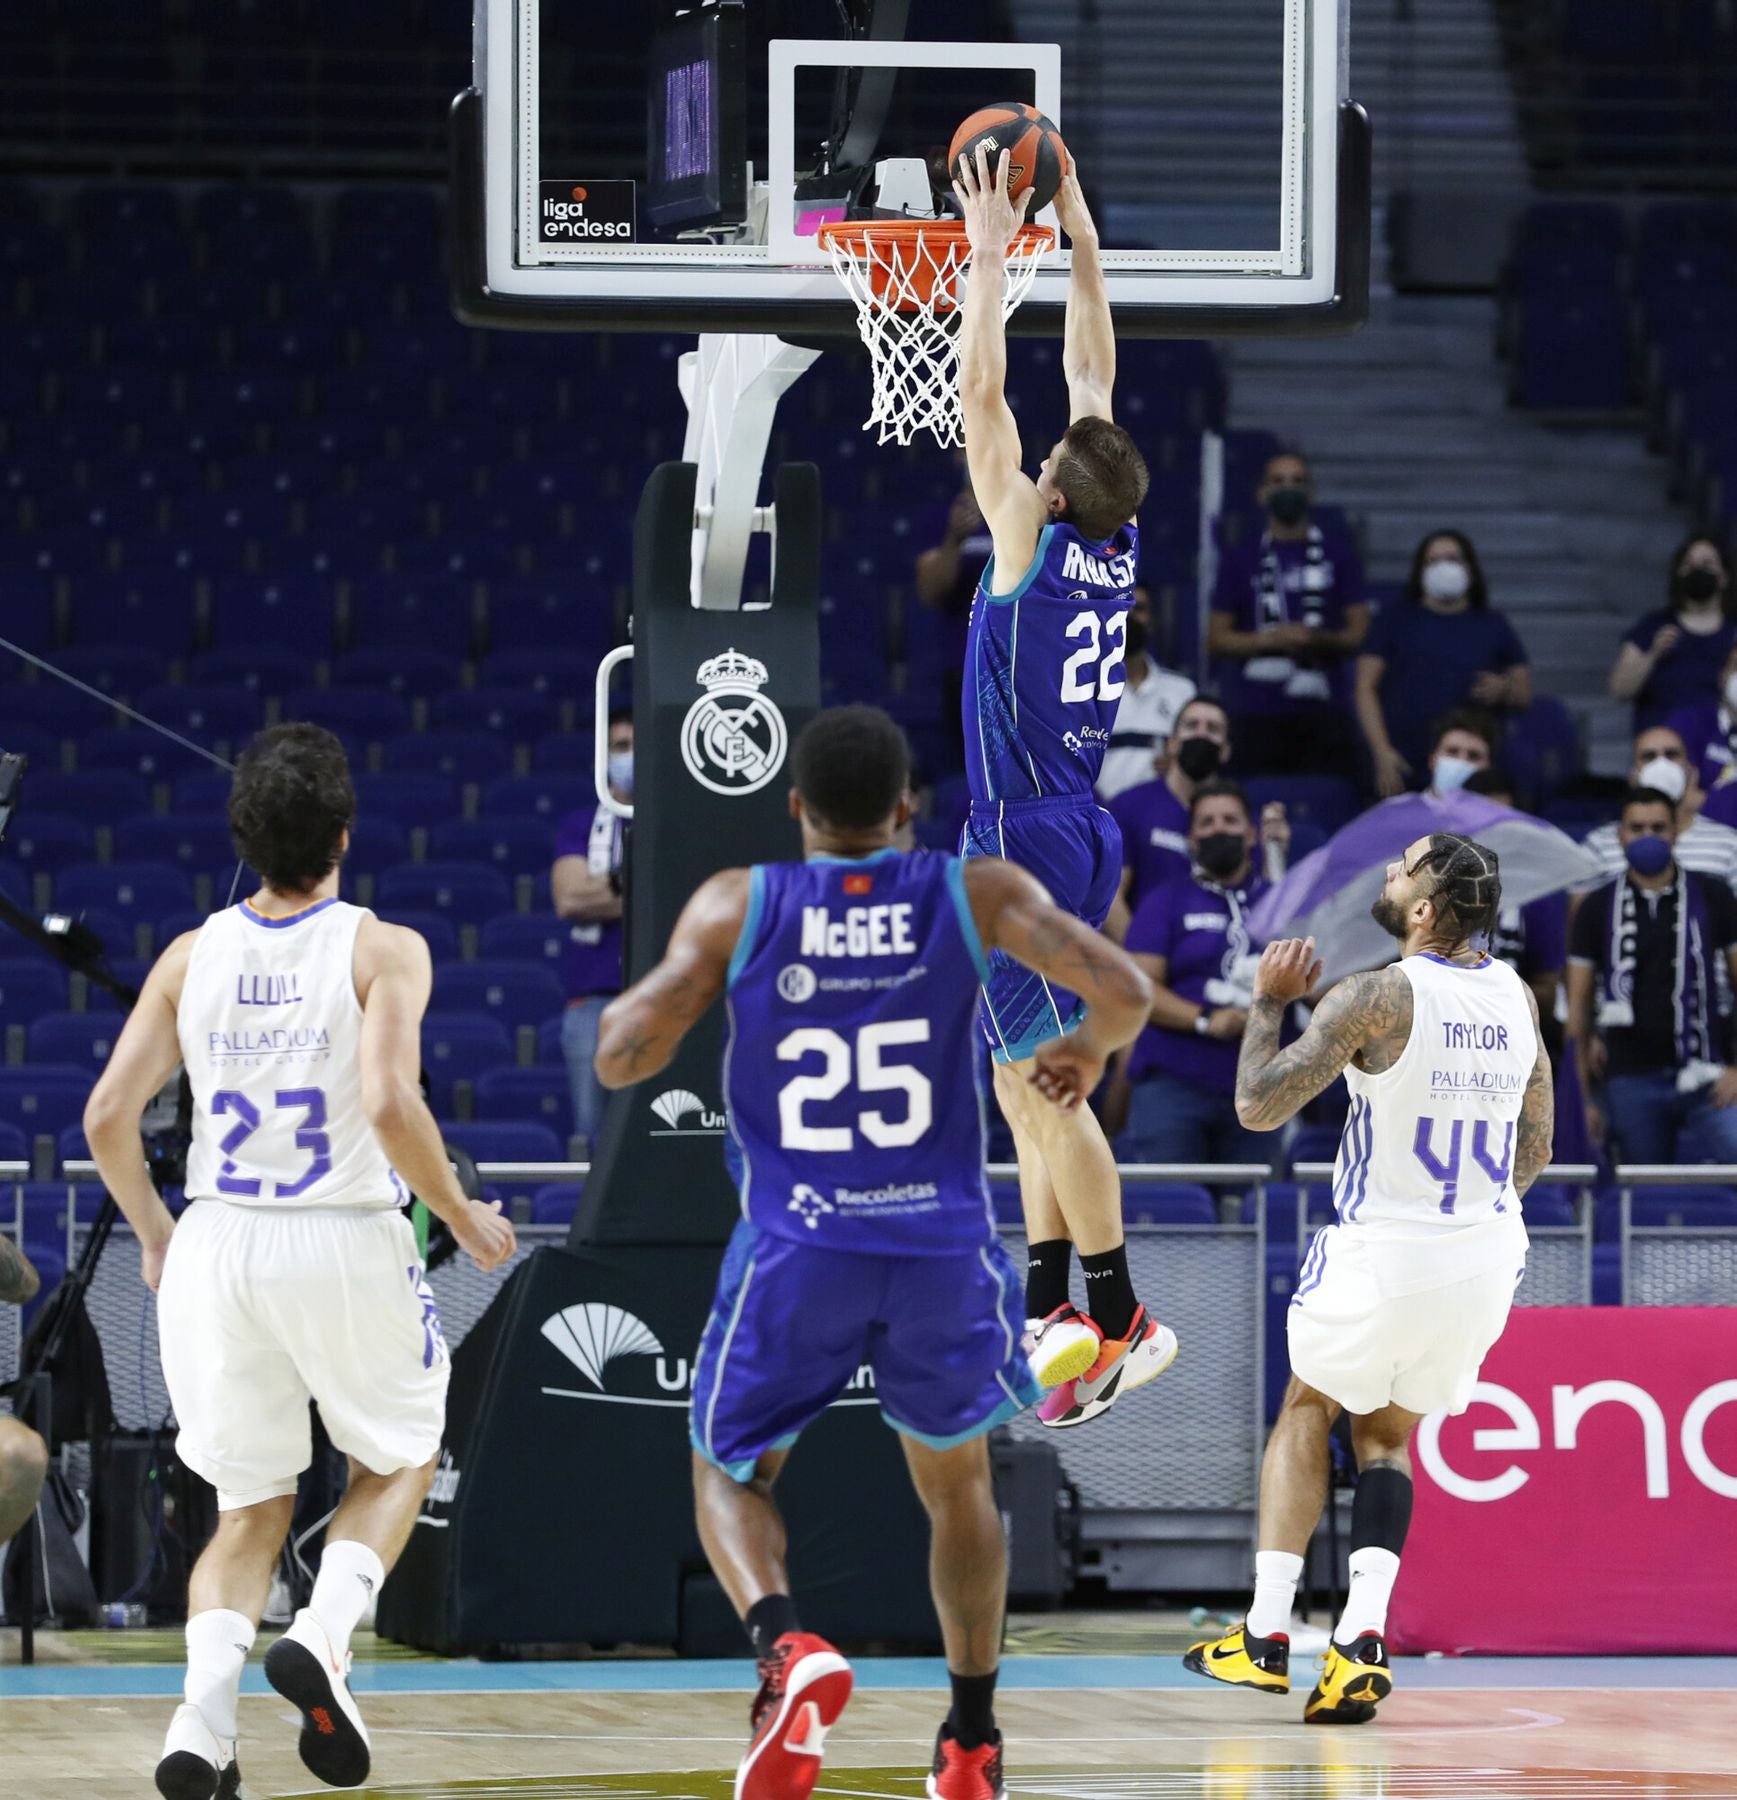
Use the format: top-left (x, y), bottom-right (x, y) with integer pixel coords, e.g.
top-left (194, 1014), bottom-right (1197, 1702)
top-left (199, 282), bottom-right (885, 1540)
top-left (594, 870), bottom-right (748, 1090)
top-left (1234, 940), bottom-right (1413, 1132)
top-left (1514, 980), bottom-right (1555, 1197)
top-left (0, 1235), bottom-right (40, 1306)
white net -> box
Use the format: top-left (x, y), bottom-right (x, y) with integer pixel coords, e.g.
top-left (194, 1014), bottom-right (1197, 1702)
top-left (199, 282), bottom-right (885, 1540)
top-left (819, 222), bottom-right (1053, 448)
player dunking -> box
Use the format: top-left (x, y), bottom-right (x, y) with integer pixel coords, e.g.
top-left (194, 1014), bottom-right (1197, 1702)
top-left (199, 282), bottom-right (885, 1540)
top-left (952, 147), bottom-right (1175, 1425)
top-left (1185, 834), bottom-right (1553, 1722)
top-left (594, 706), bottom-right (1153, 1800)
top-left (84, 724), bottom-right (516, 1800)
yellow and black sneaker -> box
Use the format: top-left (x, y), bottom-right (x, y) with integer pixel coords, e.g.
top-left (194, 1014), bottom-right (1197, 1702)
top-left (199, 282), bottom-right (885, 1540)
top-left (1304, 1632), bottom-right (1392, 1725)
top-left (1182, 1623), bottom-right (1290, 1694)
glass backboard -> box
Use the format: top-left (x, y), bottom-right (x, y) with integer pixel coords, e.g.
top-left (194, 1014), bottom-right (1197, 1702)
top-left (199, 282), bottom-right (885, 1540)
top-left (451, 0), bottom-right (1368, 337)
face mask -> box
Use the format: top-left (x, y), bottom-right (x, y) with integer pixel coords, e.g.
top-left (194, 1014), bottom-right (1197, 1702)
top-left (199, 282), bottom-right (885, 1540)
top-left (1195, 833), bottom-right (1247, 880)
top-left (1421, 559), bottom-right (1471, 603)
top-left (1174, 737), bottom-right (1222, 782)
top-left (1676, 566), bottom-right (1721, 606)
top-left (1266, 486), bottom-right (1309, 527)
top-left (1124, 613), bottom-right (1149, 659)
top-left (1637, 754), bottom-right (1688, 804)
top-left (1625, 834), bottom-right (1672, 877)
top-left (1431, 754), bottom-right (1479, 793)
top-left (607, 751), bottom-right (634, 797)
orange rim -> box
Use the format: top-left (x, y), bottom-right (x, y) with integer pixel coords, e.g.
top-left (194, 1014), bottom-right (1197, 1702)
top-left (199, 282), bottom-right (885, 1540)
top-left (818, 220), bottom-right (1054, 313)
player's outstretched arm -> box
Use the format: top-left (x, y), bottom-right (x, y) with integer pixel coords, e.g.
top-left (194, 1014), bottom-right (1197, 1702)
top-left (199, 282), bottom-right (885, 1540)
top-left (84, 935), bottom-right (193, 1289)
top-left (1053, 174), bottom-right (1113, 423)
top-left (358, 918), bottom-right (516, 1271)
top-left (595, 869), bottom-right (749, 1090)
top-left (1514, 982), bottom-right (1555, 1198)
top-left (953, 146), bottom-right (1045, 566)
top-left (965, 857), bottom-right (1153, 1108)
top-left (1235, 942), bottom-right (1413, 1132)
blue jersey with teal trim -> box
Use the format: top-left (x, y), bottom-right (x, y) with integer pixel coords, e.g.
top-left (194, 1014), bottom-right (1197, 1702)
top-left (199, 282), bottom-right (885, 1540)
top-left (723, 849), bottom-right (994, 1255)
top-left (964, 518), bottom-right (1140, 804)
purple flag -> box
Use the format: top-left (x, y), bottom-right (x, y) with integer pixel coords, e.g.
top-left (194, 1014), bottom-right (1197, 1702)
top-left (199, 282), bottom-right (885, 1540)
top-left (1249, 790), bottom-right (1602, 984)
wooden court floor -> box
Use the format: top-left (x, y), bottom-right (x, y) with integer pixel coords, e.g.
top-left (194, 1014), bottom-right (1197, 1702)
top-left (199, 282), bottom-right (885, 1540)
top-left (4, 1631), bottom-right (1736, 1800)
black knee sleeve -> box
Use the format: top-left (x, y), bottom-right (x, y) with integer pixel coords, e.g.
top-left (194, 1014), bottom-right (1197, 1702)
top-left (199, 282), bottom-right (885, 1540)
top-left (1350, 1463), bottom-right (1413, 1556)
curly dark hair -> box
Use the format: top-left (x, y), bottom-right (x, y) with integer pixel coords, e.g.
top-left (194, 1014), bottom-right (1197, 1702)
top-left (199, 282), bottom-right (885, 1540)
top-left (1414, 833), bottom-right (1502, 947)
top-left (791, 705), bottom-right (911, 832)
top-left (228, 723), bottom-right (356, 894)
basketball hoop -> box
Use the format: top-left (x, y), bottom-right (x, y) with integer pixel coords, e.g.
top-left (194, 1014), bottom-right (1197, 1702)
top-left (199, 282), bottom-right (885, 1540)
top-left (818, 220), bottom-right (1055, 448)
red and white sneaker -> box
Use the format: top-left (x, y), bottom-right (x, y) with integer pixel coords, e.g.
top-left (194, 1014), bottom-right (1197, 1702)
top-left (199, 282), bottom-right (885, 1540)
top-left (1023, 1303), bottom-right (1101, 1391)
top-left (735, 1631), bottom-right (854, 1800)
top-left (926, 1724), bottom-right (1007, 1800)
top-left (1040, 1303), bottom-right (1178, 1429)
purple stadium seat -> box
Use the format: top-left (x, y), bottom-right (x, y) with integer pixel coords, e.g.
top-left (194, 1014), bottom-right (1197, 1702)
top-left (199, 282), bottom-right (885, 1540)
top-left (26, 1011), bottom-right (122, 1070)
top-left (338, 821), bottom-right (409, 883)
top-left (208, 577), bottom-right (339, 656)
top-left (529, 1182), bottom-right (583, 1225)
top-left (4, 816), bottom-right (93, 880)
top-left (430, 687), bottom-right (559, 742)
top-left (353, 774), bottom-right (459, 831)
top-left (482, 774), bottom-right (594, 823)
top-left (0, 1121), bottom-right (26, 1168)
top-left (1122, 1183), bottom-right (1219, 1226)
top-left (532, 732), bottom-right (594, 772)
top-left (475, 1066), bottom-right (574, 1139)
top-left (137, 685), bottom-right (265, 745)
top-left (536, 1016), bottom-right (566, 1065)
top-left (1516, 296), bottom-right (1631, 409)
top-left (348, 574), bottom-right (477, 661)
top-left (1520, 1185), bottom-right (1579, 1228)
top-left (437, 1119), bottom-right (565, 1168)
top-left (302, 490), bottom-right (432, 546)
top-left (432, 820), bottom-right (555, 884)
top-left (189, 647), bottom-right (317, 701)
top-left (419, 1014), bottom-right (514, 1114)
top-left (0, 581), bottom-right (55, 658)
top-left (333, 649), bottom-right (464, 702)
top-left (0, 1067), bottom-right (93, 1143)
top-left (0, 961), bottom-right (70, 1025)
top-left (68, 574), bottom-right (197, 653)
top-left (114, 814), bottom-right (242, 881)
top-left (480, 648), bottom-right (602, 694)
top-left (28, 771), bottom-right (150, 818)
top-left (479, 914), bottom-right (569, 967)
top-left (375, 909), bottom-right (460, 965)
top-left (1287, 1125), bottom-right (1345, 1172)
top-left (378, 863), bottom-right (513, 927)
top-left (381, 730), bottom-right (514, 784)
top-left (1242, 776), bottom-right (1359, 837)
top-left (1503, 694), bottom-right (1583, 804)
top-left (57, 643), bottom-right (171, 700)
top-left (394, 537), bottom-right (522, 585)
top-left (0, 680), bottom-right (100, 739)
top-left (285, 687), bottom-right (410, 743)
top-left (1630, 1187), bottom-right (1737, 1228)
top-left (56, 863), bottom-right (194, 928)
top-left (434, 960), bottom-right (566, 1031)
top-left (80, 727), bottom-right (208, 785)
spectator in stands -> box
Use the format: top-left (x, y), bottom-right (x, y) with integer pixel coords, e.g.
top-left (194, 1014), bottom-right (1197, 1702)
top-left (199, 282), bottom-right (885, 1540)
top-left (1417, 705), bottom-right (1497, 797)
top-left (1609, 534), bottom-right (1734, 734)
top-left (1206, 450), bottom-right (1367, 779)
top-left (1668, 637), bottom-right (1737, 800)
top-left (1578, 725), bottom-right (1737, 890)
top-left (1356, 529), bottom-right (1531, 797)
top-left (1568, 785), bottom-right (1737, 1161)
top-left (1115, 780), bottom-right (1269, 1165)
top-left (1465, 764), bottom-right (1569, 1049)
top-left (552, 712), bottom-right (632, 1148)
top-left (1106, 695), bottom-right (1287, 934)
top-left (0, 1238), bottom-right (48, 1558)
top-left (913, 454), bottom-right (994, 763)
top-left (1097, 589), bottom-right (1197, 801)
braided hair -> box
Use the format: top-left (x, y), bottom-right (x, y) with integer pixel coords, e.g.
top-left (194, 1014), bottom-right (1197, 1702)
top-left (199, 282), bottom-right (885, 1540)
top-left (1413, 833), bottom-right (1502, 949)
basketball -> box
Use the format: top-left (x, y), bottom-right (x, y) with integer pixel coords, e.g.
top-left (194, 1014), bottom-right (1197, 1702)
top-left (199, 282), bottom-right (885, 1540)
top-left (948, 102), bottom-right (1069, 213)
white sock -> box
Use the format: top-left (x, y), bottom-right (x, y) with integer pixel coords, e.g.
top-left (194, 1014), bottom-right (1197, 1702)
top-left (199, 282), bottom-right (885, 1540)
top-left (1246, 1549), bottom-right (1304, 1639)
top-left (309, 1538), bottom-right (386, 1657)
top-left (183, 1608), bottom-right (254, 1744)
top-left (1335, 1546), bottom-right (1401, 1645)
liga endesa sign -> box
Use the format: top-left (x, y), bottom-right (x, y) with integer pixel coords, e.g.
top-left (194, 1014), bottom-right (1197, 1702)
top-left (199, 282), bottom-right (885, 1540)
top-left (1390, 1306), bottom-right (1737, 1654)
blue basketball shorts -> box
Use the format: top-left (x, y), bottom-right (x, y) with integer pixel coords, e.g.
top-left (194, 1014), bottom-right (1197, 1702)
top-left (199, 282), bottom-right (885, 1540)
top-left (690, 1222), bottom-right (1041, 1483)
top-left (960, 795), bottom-right (1123, 1062)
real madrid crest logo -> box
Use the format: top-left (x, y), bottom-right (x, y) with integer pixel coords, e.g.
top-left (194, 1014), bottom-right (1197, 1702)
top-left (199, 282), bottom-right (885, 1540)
top-left (680, 648), bottom-right (788, 797)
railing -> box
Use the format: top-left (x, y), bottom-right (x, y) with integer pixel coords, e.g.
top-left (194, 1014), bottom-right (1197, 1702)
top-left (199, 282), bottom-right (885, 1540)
top-left (1619, 1165), bottom-right (1737, 1306)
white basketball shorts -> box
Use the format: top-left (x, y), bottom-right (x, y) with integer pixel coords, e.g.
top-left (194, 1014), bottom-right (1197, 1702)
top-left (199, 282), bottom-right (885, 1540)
top-left (158, 1199), bottom-right (449, 1510)
top-left (1287, 1224), bottom-right (1525, 1418)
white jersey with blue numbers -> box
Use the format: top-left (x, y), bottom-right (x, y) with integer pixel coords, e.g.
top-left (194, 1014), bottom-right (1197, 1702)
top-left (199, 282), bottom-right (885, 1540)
top-left (965, 518), bottom-right (1138, 804)
top-left (1336, 952), bottom-right (1536, 1248)
top-left (723, 849), bottom-right (995, 1255)
top-left (179, 899), bottom-right (407, 1210)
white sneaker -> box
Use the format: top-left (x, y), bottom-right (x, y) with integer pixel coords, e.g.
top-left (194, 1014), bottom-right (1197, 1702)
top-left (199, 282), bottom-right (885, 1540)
top-left (263, 1609), bottom-right (371, 1789)
top-left (1043, 1306), bottom-right (1179, 1429)
top-left (1023, 1304), bottom-right (1101, 1390)
top-left (156, 1703), bottom-right (244, 1800)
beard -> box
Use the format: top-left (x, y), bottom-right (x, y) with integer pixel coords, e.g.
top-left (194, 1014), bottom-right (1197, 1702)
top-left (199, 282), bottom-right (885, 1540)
top-left (1370, 894), bottom-right (1407, 940)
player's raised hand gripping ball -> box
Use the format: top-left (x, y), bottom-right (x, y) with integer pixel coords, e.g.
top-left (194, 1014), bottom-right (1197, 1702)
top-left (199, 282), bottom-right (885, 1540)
top-left (952, 144), bottom-right (1030, 256)
top-left (1253, 937), bottom-right (1323, 1006)
top-left (949, 102), bottom-right (1070, 213)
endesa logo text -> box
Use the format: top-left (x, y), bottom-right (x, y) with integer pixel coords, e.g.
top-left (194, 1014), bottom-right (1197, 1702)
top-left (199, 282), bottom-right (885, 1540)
top-left (537, 179), bottom-right (636, 243)
top-left (1420, 1375), bottom-right (1737, 1502)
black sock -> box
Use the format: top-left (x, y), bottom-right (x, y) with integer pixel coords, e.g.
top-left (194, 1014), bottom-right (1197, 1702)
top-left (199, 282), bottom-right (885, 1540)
top-left (745, 1594), bottom-right (800, 1662)
top-left (1350, 1463), bottom-right (1414, 1555)
top-left (947, 1670), bottom-right (999, 1751)
top-left (1024, 1239), bottom-right (1073, 1319)
top-left (1078, 1246), bottom-right (1137, 1339)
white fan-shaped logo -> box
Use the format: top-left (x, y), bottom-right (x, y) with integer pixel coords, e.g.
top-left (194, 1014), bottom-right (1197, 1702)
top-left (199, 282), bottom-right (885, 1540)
top-left (540, 1304), bottom-right (665, 1392)
top-left (650, 1089), bottom-right (703, 1129)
